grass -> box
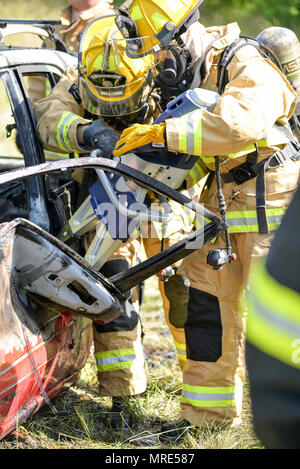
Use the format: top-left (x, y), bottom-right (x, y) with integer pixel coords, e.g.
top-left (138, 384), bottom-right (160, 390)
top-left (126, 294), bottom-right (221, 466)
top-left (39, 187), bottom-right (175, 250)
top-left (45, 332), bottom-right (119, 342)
top-left (0, 276), bottom-right (263, 450)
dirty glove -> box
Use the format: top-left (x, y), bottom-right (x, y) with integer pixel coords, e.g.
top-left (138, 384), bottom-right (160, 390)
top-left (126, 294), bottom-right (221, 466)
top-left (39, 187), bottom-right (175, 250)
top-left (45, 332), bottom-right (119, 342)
top-left (113, 123), bottom-right (166, 157)
top-left (83, 119), bottom-right (119, 158)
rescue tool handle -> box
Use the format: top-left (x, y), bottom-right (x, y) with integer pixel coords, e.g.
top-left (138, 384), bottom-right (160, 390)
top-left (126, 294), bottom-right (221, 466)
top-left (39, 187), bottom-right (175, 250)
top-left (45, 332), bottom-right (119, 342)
top-left (91, 150), bottom-right (181, 224)
top-left (0, 19), bottom-right (61, 26)
top-left (0, 157), bottom-right (227, 295)
top-left (0, 157), bottom-right (222, 224)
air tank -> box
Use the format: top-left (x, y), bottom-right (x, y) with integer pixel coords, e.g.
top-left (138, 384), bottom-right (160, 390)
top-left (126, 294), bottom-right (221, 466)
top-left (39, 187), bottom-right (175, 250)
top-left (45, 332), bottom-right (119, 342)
top-left (257, 26), bottom-right (300, 109)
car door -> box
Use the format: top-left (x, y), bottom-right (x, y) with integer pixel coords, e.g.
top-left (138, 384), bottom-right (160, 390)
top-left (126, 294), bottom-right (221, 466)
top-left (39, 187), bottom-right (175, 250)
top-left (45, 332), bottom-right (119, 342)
top-left (0, 43), bottom-right (93, 441)
top-left (0, 47), bottom-right (77, 235)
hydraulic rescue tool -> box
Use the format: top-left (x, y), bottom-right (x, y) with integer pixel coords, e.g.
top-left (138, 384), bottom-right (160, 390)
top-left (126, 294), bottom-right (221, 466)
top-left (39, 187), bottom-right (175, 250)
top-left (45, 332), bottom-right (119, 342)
top-left (58, 88), bottom-right (232, 273)
top-left (0, 156), bottom-right (228, 299)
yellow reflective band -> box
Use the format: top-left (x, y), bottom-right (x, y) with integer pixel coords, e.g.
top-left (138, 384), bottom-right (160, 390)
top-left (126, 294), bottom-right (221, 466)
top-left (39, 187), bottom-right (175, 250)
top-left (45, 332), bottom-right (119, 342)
top-left (227, 144), bottom-right (257, 159)
top-left (95, 348), bottom-right (135, 359)
top-left (179, 109), bottom-right (204, 157)
top-left (227, 137), bottom-right (285, 159)
top-left (93, 54), bottom-right (103, 70)
top-left (226, 208), bottom-right (286, 219)
top-left (95, 348), bottom-right (136, 372)
top-left (247, 261), bottom-right (300, 368)
top-left (174, 340), bottom-right (186, 352)
top-left (228, 222), bottom-right (282, 233)
top-left (131, 5), bottom-right (143, 21)
top-left (183, 384), bottom-right (235, 394)
top-left (181, 384), bottom-right (236, 408)
top-left (174, 340), bottom-right (186, 361)
top-left (195, 161), bottom-right (206, 179)
top-left (56, 111), bottom-right (79, 152)
top-left (152, 12), bottom-right (169, 31)
top-left (193, 115), bottom-right (203, 156)
top-left (96, 361), bottom-right (134, 372)
top-left (178, 114), bottom-right (188, 154)
top-left (45, 78), bottom-right (52, 96)
top-left (201, 155), bottom-right (215, 164)
top-left (257, 139), bottom-right (269, 147)
top-left (188, 160), bottom-right (208, 187)
top-left (202, 135), bottom-right (287, 164)
top-left (178, 355), bottom-right (187, 362)
top-left (188, 167), bottom-right (198, 186)
top-left (226, 207), bottom-right (286, 233)
top-left (44, 150), bottom-right (70, 161)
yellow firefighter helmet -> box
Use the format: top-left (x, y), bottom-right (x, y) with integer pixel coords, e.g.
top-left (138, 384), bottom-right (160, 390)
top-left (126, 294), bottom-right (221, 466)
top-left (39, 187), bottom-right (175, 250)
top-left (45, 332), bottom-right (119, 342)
top-left (78, 14), bottom-right (153, 117)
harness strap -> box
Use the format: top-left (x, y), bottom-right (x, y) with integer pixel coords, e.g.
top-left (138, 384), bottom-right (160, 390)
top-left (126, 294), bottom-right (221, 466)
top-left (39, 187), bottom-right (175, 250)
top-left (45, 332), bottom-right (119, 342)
top-left (256, 161), bottom-right (269, 234)
top-left (220, 141), bottom-right (300, 233)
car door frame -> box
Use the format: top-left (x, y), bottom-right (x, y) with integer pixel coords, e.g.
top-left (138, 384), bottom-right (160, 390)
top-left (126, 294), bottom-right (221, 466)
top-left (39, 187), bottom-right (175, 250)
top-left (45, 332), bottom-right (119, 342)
top-left (0, 58), bottom-right (74, 233)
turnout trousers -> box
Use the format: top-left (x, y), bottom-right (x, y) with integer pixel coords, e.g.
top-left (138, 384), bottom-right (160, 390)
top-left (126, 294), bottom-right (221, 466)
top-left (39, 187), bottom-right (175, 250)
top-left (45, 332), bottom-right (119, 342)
top-left (178, 159), bottom-right (300, 426)
top-left (141, 184), bottom-right (202, 370)
top-left (92, 239), bottom-right (147, 397)
top-left (179, 230), bottom-right (272, 426)
top-left (143, 234), bottom-right (188, 371)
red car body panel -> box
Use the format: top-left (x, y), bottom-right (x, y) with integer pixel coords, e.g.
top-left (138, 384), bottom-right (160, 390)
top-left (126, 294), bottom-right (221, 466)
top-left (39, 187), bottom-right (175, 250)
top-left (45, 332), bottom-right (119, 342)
top-left (0, 309), bottom-right (93, 439)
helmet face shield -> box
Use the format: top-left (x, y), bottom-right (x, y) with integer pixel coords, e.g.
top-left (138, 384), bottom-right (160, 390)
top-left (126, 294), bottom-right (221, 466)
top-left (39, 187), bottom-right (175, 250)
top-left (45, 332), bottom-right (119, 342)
top-left (110, 30), bottom-right (167, 68)
top-left (78, 15), bottom-right (154, 117)
top-left (79, 75), bottom-right (149, 117)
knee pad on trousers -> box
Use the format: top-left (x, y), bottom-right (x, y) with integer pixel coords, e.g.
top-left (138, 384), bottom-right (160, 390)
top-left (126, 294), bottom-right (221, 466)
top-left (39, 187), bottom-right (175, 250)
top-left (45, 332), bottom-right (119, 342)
top-left (100, 258), bottom-right (132, 300)
top-left (95, 258), bottom-right (139, 333)
top-left (164, 273), bottom-right (189, 328)
top-left (94, 297), bottom-right (139, 333)
top-left (185, 287), bottom-right (222, 362)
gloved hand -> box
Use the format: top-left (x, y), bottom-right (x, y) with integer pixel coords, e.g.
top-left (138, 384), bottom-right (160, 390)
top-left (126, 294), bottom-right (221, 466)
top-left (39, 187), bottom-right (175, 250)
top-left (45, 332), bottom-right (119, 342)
top-left (83, 119), bottom-right (120, 158)
top-left (113, 123), bottom-right (166, 157)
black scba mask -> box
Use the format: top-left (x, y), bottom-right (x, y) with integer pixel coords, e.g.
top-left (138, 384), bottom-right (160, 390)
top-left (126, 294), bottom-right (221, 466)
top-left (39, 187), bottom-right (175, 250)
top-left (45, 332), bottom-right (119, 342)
top-left (155, 8), bottom-right (200, 100)
top-left (114, 7), bottom-right (199, 101)
top-left (154, 41), bottom-right (193, 101)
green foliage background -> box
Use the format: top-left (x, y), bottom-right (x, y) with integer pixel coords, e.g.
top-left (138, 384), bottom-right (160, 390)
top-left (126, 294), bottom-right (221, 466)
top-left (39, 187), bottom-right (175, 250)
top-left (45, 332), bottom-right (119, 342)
top-left (0, 1), bottom-right (299, 37)
top-left (113, 0), bottom-right (300, 36)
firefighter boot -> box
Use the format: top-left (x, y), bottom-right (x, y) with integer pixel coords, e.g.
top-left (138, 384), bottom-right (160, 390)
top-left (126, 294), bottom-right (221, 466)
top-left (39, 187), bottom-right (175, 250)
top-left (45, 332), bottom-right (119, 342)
top-left (108, 396), bottom-right (133, 432)
top-left (159, 420), bottom-right (192, 443)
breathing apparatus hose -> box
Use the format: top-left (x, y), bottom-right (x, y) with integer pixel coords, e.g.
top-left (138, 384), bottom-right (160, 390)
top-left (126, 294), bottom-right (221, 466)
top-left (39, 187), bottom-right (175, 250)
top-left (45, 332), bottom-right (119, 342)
top-left (215, 156), bottom-right (232, 261)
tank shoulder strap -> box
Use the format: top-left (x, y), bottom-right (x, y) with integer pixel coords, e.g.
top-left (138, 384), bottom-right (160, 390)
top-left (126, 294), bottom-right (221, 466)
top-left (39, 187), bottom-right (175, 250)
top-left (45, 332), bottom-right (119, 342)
top-left (216, 35), bottom-right (300, 133)
top-left (216, 35), bottom-right (283, 95)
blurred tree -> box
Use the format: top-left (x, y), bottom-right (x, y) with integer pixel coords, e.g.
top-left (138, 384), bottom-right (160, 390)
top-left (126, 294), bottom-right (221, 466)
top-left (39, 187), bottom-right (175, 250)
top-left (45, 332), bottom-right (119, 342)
top-left (113, 0), bottom-right (124, 7)
top-left (254, 0), bottom-right (300, 30)
top-left (111, 0), bottom-right (300, 35)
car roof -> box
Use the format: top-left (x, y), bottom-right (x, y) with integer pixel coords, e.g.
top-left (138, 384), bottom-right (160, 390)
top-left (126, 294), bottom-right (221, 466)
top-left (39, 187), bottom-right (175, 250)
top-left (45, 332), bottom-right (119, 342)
top-left (0, 23), bottom-right (77, 71)
top-left (0, 47), bottom-right (76, 71)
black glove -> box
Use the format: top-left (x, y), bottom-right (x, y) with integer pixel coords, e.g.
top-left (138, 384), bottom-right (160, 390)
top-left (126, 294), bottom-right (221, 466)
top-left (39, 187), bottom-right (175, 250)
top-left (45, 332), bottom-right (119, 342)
top-left (83, 119), bottom-right (119, 158)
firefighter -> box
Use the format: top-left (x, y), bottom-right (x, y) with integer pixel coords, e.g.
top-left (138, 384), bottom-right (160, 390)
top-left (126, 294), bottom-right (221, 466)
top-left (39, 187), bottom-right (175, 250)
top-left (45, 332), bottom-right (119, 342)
top-left (54, 0), bottom-right (114, 52)
top-left (34, 14), bottom-right (148, 432)
top-left (34, 11), bottom-right (196, 431)
top-left (112, 0), bottom-right (300, 439)
top-left (28, 0), bottom-right (113, 104)
top-left (246, 183), bottom-right (300, 449)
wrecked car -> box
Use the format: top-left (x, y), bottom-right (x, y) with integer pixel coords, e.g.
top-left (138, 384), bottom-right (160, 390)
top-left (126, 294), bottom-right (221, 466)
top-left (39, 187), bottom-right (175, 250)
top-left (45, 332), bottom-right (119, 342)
top-left (0, 20), bottom-right (227, 440)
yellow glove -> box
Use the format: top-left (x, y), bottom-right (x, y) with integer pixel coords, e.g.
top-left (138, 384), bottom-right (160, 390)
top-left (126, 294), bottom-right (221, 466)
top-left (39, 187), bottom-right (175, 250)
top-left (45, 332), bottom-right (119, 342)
top-left (113, 123), bottom-right (166, 157)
